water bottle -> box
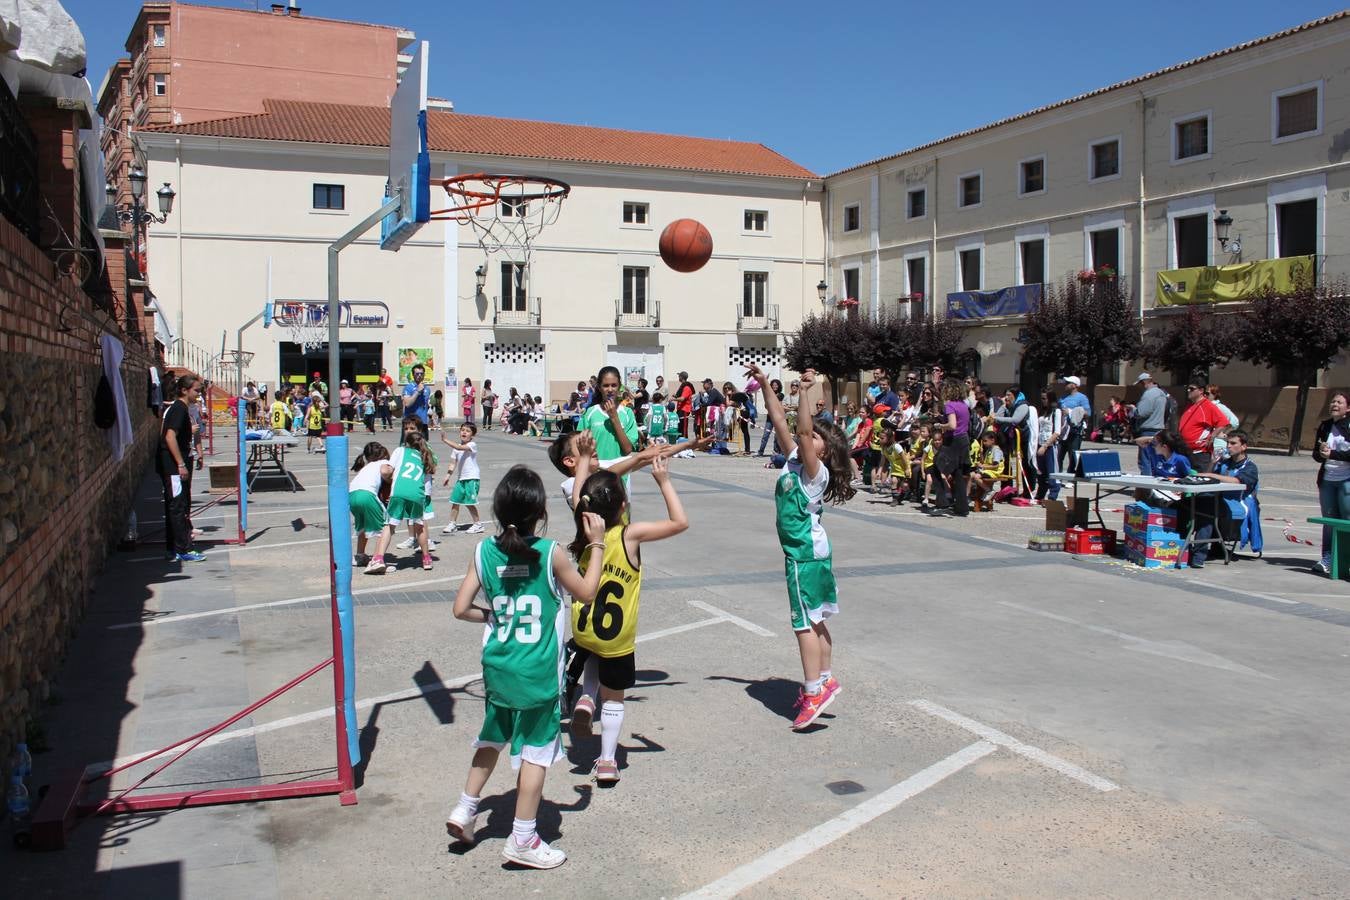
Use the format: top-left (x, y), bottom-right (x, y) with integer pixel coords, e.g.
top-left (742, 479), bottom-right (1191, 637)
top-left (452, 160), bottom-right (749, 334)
top-left (14, 743), bottom-right (32, 780)
top-left (8, 774), bottom-right (31, 848)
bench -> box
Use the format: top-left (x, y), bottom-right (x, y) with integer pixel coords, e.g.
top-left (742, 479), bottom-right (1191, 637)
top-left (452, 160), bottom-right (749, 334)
top-left (1308, 516), bottom-right (1350, 580)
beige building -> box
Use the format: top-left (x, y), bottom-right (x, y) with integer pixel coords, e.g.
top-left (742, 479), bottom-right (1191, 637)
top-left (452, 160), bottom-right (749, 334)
top-left (137, 101), bottom-right (823, 399)
top-left (824, 11), bottom-right (1349, 394)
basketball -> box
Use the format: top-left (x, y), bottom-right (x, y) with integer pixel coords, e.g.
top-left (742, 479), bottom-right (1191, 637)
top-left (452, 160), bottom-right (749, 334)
top-left (659, 218), bottom-right (713, 273)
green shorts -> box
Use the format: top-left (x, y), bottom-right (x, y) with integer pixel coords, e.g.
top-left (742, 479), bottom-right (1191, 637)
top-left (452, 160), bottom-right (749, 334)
top-left (422, 494), bottom-right (434, 520)
top-left (450, 478), bottom-right (480, 505)
top-left (785, 556), bottom-right (839, 632)
top-left (349, 489), bottom-right (387, 535)
top-left (386, 495), bottom-right (425, 524)
top-left (474, 700), bottom-right (562, 770)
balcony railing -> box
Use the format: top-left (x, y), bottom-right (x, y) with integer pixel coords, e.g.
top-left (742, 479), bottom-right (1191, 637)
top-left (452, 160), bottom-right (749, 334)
top-left (736, 303), bottom-right (779, 330)
top-left (615, 299), bottom-right (660, 328)
top-left (0, 78), bottom-right (40, 244)
top-left (493, 296), bottom-right (541, 326)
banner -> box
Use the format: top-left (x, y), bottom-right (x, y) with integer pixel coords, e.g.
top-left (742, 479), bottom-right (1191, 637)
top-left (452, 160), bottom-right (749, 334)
top-left (397, 347), bottom-right (435, 383)
top-left (946, 283), bottom-right (1042, 320)
top-left (1156, 255), bottom-right (1314, 306)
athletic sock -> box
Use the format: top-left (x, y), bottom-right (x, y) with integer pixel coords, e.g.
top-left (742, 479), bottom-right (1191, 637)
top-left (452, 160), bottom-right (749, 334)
top-left (820, 669), bottom-right (833, 682)
top-left (511, 817), bottom-right (538, 847)
top-left (805, 676), bottom-right (824, 696)
top-left (458, 792), bottom-right (480, 816)
top-left (581, 656), bottom-right (600, 702)
top-left (599, 701), bottom-right (624, 761)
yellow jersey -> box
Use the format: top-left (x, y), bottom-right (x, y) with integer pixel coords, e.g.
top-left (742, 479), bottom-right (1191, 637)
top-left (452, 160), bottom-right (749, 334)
top-left (305, 403), bottom-right (325, 431)
top-left (572, 524), bottom-right (641, 657)
top-left (270, 400), bottom-right (290, 431)
top-left (882, 443), bottom-right (911, 477)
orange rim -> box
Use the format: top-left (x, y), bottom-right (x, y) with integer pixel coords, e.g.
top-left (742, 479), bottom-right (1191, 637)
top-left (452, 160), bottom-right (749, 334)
top-left (431, 173), bottom-right (570, 221)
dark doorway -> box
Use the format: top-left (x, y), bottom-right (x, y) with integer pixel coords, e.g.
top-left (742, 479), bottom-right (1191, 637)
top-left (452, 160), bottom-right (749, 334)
top-left (280, 342), bottom-right (383, 389)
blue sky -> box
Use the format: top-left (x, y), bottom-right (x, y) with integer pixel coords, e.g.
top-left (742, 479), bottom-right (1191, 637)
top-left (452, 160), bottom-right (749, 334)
top-left (66, 0), bottom-right (1345, 175)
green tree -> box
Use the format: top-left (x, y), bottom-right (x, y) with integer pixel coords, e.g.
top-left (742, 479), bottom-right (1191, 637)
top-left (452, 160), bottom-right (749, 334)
top-left (1235, 279), bottom-right (1350, 455)
top-left (1141, 306), bottom-right (1240, 386)
top-left (784, 312), bottom-right (872, 400)
top-left (862, 311), bottom-right (918, 381)
top-left (1019, 276), bottom-right (1142, 388)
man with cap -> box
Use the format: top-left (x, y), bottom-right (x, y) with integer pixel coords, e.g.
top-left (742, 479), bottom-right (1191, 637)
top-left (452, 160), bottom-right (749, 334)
top-left (309, 370), bottom-right (328, 398)
top-left (1058, 376), bottom-right (1091, 473)
top-left (1132, 373), bottom-right (1169, 474)
top-left (338, 379), bottom-right (356, 433)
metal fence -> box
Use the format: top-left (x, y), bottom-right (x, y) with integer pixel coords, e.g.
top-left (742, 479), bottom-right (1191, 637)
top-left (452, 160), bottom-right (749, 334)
top-left (0, 78), bottom-right (40, 244)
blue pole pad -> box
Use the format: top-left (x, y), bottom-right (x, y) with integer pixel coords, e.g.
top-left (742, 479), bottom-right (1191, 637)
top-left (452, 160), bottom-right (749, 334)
top-left (238, 422), bottom-right (248, 531)
top-left (325, 434), bottom-right (360, 765)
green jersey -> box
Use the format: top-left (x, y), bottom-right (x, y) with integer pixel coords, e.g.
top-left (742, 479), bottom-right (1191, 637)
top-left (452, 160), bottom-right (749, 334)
top-left (647, 405), bottom-right (668, 437)
top-left (775, 451), bottom-right (831, 562)
top-left (389, 446), bottom-right (426, 502)
top-left (475, 537), bottom-right (566, 709)
top-left (665, 409), bottom-right (680, 440)
top-left (580, 403), bottom-right (639, 462)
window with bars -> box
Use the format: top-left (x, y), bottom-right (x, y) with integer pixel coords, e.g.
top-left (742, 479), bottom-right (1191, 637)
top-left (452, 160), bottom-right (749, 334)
top-left (743, 272), bottom-right (768, 317)
top-left (622, 266), bottom-right (648, 314)
top-left (959, 172), bottom-right (982, 208)
top-left (622, 201), bottom-right (648, 224)
top-left (744, 210), bottom-right (767, 232)
top-left (500, 262), bottom-right (526, 311)
top-left (312, 184), bottom-right (345, 210)
top-left (1091, 139), bottom-right (1120, 179)
top-left (1275, 88), bottom-right (1319, 139)
top-left (502, 198), bottom-right (527, 218)
top-left (1174, 116), bottom-right (1210, 160)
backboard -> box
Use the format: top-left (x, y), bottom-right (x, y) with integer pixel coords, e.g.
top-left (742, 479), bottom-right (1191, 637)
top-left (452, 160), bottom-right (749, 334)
top-left (380, 40), bottom-right (431, 252)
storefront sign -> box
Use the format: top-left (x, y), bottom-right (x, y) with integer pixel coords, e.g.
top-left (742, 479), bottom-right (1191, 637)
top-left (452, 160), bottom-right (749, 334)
top-left (272, 300), bottom-right (391, 327)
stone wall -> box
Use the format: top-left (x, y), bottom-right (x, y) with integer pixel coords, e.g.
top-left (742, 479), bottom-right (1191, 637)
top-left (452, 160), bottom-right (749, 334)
top-left (0, 212), bottom-right (158, 771)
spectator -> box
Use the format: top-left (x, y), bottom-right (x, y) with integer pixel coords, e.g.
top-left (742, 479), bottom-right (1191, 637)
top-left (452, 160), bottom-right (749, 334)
top-left (1312, 390), bottom-right (1350, 577)
top-left (309, 370), bottom-right (328, 397)
top-left (401, 364), bottom-right (432, 439)
top-left (375, 383), bottom-right (393, 431)
top-left (479, 379), bottom-right (497, 430)
top-left (654, 374), bottom-right (665, 397)
top-left (757, 379), bottom-right (784, 456)
top-left (701, 378), bottom-right (726, 439)
top-left (379, 368), bottom-right (394, 392)
top-left (461, 377), bottom-right (475, 426)
top-left (674, 372), bottom-right (696, 439)
top-left (930, 378), bottom-right (971, 517)
top-left (1178, 380), bottom-right (1229, 473)
top-left (1187, 430), bottom-right (1261, 568)
top-left (1057, 376), bottom-right (1091, 473)
top-left (1034, 390), bottom-right (1063, 502)
top-left (742, 372), bottom-right (760, 427)
top-left (927, 364), bottom-right (946, 396)
top-left (873, 374), bottom-right (900, 411)
top-left (1206, 384), bottom-right (1240, 428)
top-left (158, 375), bottom-right (205, 562)
top-left (783, 379), bottom-right (801, 432)
top-left (1132, 373), bottom-right (1169, 474)
top-left (339, 379), bottom-right (356, 432)
top-left (813, 398), bottom-right (834, 426)
top-left (360, 386), bottom-right (376, 433)
top-left (969, 429), bottom-right (1008, 511)
top-left (1100, 396), bottom-right (1131, 443)
top-left (1151, 431), bottom-right (1194, 479)
top-left (241, 381), bottom-right (260, 425)
top-left (990, 388), bottom-right (1034, 496)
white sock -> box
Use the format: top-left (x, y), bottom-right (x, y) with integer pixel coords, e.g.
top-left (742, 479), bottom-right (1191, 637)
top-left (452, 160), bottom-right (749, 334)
top-left (805, 676), bottom-right (824, 695)
top-left (458, 792), bottom-right (480, 816)
top-left (599, 700), bottom-right (624, 762)
top-left (581, 656), bottom-right (600, 702)
top-left (820, 669), bottom-right (833, 683)
top-left (512, 817), bottom-right (537, 847)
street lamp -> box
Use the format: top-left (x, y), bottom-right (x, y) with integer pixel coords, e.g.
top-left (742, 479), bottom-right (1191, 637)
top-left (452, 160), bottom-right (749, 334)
top-left (1213, 209), bottom-right (1241, 259)
top-left (817, 279), bottom-right (828, 304)
top-left (107, 168), bottom-right (176, 274)
top-left (474, 264), bottom-right (487, 295)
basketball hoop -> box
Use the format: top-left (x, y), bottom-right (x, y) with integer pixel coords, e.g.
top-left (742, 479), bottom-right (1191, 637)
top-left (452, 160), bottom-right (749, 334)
top-left (271, 301), bottom-right (330, 351)
top-left (435, 173), bottom-right (570, 263)
top-left (218, 349), bottom-right (255, 367)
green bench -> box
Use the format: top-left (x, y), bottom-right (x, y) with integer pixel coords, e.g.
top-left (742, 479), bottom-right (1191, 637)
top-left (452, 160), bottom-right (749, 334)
top-left (1308, 517), bottom-right (1350, 580)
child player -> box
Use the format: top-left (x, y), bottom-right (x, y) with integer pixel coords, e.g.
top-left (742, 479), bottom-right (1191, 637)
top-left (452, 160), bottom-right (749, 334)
top-left (744, 362), bottom-right (855, 730)
top-left (440, 423), bottom-right (484, 534)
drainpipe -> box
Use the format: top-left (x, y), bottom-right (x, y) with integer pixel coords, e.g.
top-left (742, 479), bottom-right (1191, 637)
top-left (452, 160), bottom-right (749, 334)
top-left (176, 138), bottom-right (184, 342)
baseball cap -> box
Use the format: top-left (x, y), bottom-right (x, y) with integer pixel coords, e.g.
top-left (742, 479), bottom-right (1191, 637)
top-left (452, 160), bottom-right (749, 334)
top-left (874, 404), bottom-right (892, 414)
top-left (1135, 373), bottom-right (1152, 383)
top-left (312, 371), bottom-right (321, 378)
top-left (341, 379), bottom-right (349, 384)
top-left (1060, 375), bottom-right (1081, 387)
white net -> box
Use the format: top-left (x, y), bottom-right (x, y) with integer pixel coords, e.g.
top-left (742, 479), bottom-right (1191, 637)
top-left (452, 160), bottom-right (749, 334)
top-left (439, 174), bottom-right (569, 267)
top-left (273, 301), bottom-right (330, 351)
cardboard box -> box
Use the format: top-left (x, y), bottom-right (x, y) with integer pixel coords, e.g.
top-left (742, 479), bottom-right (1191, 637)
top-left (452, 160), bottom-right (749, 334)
top-left (1123, 523), bottom-right (1183, 544)
top-left (1124, 502), bottom-right (1178, 531)
top-left (1045, 497), bottom-right (1092, 531)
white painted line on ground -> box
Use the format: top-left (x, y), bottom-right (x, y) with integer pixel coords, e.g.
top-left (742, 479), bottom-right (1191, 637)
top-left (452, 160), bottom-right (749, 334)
top-left (679, 740), bottom-right (997, 899)
top-left (909, 699), bottom-right (1119, 792)
top-left (108, 575), bottom-right (465, 630)
top-left (129, 536), bottom-right (331, 563)
top-left (687, 599), bottom-right (775, 636)
top-left (998, 600), bottom-right (1273, 679)
top-left (172, 503), bottom-right (332, 524)
top-left (93, 614), bottom-right (731, 772)
top-left (1239, 590), bottom-right (1300, 606)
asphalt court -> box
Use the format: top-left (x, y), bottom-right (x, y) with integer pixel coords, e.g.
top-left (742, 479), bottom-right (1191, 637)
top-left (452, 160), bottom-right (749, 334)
top-left (14, 428), bottom-right (1350, 897)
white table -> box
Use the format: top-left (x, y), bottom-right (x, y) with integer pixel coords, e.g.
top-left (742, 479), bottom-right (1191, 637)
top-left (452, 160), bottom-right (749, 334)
top-left (1050, 472), bottom-right (1246, 566)
top-left (246, 436), bottom-right (300, 492)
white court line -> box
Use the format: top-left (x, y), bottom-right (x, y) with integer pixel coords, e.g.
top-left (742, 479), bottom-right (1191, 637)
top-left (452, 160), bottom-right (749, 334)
top-left (129, 536), bottom-right (331, 563)
top-left (108, 575), bottom-right (464, 630)
top-left (687, 599), bottom-right (775, 636)
top-left (1240, 590), bottom-right (1300, 606)
top-left (679, 741), bottom-right (997, 899)
top-left (92, 615), bottom-right (731, 772)
top-left (910, 699), bottom-right (1118, 792)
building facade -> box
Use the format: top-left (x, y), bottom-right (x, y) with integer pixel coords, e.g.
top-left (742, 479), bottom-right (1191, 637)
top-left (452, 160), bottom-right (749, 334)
top-left (137, 101), bottom-right (824, 399)
top-left (823, 11), bottom-right (1349, 394)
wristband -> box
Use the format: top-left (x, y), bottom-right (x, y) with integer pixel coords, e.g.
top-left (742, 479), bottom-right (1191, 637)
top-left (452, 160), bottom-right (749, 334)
top-left (585, 542), bottom-right (605, 551)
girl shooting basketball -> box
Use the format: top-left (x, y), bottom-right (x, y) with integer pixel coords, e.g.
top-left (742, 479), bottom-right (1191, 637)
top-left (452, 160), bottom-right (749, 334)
top-left (744, 362), bottom-right (855, 730)
top-left (567, 457), bottom-right (687, 784)
top-left (445, 466), bottom-right (607, 870)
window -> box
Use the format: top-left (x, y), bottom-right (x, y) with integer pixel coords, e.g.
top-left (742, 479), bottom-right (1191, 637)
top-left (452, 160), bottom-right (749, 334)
top-left (744, 210), bottom-right (767, 232)
top-left (1173, 113), bottom-right (1211, 161)
top-left (958, 172), bottom-right (982, 208)
top-left (500, 262), bottom-right (526, 311)
top-left (153, 74), bottom-right (167, 97)
top-left (959, 248), bottom-right (981, 291)
top-left (152, 24), bottom-right (166, 47)
top-left (312, 183), bottom-right (345, 210)
top-left (1174, 214), bottom-right (1208, 268)
top-left (501, 198), bottom-right (527, 218)
top-left (843, 268), bottom-right (860, 304)
top-left (743, 272), bottom-right (768, 317)
top-left (622, 266), bottom-right (648, 314)
top-left (1273, 83), bottom-right (1321, 141)
top-left (842, 204), bottom-right (860, 232)
top-left (1019, 239), bottom-right (1045, 285)
top-left (1090, 228), bottom-right (1120, 272)
top-left (1277, 199), bottom-right (1317, 257)
top-left (1019, 157), bottom-right (1045, 196)
top-left (622, 202), bottom-right (648, 225)
top-left (1090, 138), bottom-right (1120, 180)
top-left (906, 188), bottom-right (926, 220)
top-left (905, 256), bottom-right (926, 298)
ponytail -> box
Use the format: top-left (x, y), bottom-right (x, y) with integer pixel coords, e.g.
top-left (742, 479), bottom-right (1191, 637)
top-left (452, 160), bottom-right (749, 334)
top-left (490, 465), bottom-right (547, 564)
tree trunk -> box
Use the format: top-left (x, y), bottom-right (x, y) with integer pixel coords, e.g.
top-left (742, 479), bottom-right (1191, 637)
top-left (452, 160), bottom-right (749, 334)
top-left (1289, 377), bottom-right (1311, 456)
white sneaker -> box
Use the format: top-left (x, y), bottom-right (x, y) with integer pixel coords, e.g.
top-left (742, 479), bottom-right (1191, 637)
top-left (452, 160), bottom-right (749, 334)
top-left (445, 806), bottom-right (476, 844)
top-left (441, 522), bottom-right (461, 534)
top-left (466, 523), bottom-right (485, 534)
top-left (396, 536), bottom-right (417, 550)
top-left (502, 835), bottom-right (566, 869)
top-left (363, 557), bottom-right (387, 575)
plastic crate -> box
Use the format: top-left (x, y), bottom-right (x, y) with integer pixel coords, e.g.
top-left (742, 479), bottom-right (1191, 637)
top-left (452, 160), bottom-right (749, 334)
top-left (1064, 527), bottom-right (1117, 555)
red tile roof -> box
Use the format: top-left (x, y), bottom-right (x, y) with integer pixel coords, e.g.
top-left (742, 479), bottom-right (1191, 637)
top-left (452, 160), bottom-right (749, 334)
top-left (143, 100), bottom-right (817, 180)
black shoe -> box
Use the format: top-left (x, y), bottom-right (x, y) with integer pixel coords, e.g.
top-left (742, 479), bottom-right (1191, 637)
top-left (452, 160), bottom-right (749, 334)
top-left (1189, 559), bottom-right (1205, 569)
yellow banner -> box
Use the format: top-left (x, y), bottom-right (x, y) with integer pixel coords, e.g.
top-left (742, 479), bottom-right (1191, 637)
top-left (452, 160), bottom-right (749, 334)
top-left (1156, 255), bottom-right (1314, 306)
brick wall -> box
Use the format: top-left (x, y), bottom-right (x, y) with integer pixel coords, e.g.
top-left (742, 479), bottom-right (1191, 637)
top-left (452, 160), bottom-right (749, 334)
top-left (0, 212), bottom-right (159, 768)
